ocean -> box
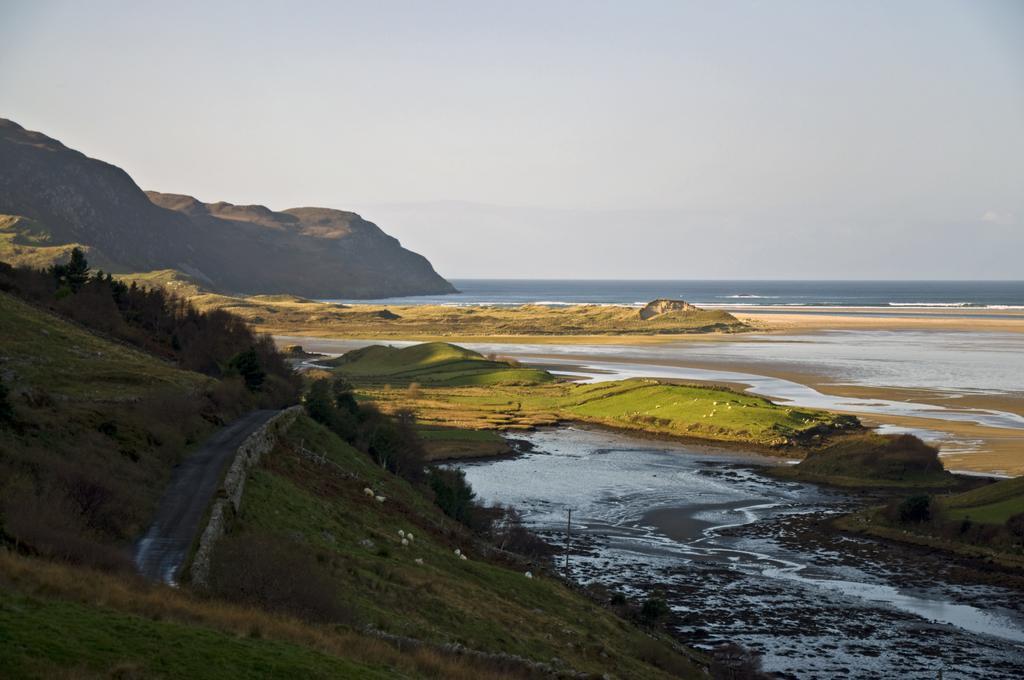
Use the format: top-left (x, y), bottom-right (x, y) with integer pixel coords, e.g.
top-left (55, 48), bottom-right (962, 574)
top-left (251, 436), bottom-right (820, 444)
top-left (326, 279), bottom-right (1024, 310)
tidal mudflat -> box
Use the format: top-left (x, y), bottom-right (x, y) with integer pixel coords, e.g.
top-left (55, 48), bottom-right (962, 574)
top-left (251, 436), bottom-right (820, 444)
top-left (456, 427), bottom-right (1024, 678)
top-left (284, 329), bottom-right (1024, 474)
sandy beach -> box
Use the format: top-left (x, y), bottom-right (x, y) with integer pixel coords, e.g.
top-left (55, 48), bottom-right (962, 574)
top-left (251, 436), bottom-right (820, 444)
top-left (733, 307), bottom-right (1024, 334)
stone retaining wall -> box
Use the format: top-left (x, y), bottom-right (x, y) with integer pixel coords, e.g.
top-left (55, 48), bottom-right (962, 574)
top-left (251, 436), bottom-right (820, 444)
top-left (189, 405), bottom-right (303, 587)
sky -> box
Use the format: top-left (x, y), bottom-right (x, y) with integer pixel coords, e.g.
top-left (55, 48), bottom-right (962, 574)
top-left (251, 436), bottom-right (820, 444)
top-left (1, 0), bottom-right (1022, 279)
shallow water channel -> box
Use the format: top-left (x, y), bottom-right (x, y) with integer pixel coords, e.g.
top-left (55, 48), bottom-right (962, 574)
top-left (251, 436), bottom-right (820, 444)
top-left (455, 427), bottom-right (1024, 679)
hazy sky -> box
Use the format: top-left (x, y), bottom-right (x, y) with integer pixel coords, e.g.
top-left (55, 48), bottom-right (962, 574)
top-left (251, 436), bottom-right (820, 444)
top-left (1, 1), bottom-right (1022, 279)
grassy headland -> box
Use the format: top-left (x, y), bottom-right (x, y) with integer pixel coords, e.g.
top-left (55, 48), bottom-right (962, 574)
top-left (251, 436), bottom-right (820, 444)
top-left (321, 342), bottom-right (859, 457)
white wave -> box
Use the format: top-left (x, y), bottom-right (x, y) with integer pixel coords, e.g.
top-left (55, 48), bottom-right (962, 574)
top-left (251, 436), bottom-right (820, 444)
top-left (887, 302), bottom-right (975, 307)
top-left (720, 294), bottom-right (781, 299)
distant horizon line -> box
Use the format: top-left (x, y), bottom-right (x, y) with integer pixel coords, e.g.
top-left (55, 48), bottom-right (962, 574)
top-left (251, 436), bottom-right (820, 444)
top-left (441, 277), bottom-right (1024, 283)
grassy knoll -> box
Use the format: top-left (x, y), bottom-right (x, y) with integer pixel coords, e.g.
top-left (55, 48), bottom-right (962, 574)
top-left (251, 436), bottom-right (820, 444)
top-left (117, 271), bottom-right (748, 338)
top-left (214, 414), bottom-right (702, 678)
top-left (324, 342), bottom-right (554, 386)
top-left (325, 342), bottom-right (857, 453)
top-left (771, 433), bottom-right (959, 489)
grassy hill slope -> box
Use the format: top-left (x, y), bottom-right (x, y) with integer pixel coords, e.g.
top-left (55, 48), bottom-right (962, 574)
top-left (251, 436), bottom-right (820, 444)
top-left (211, 414), bottom-right (701, 678)
top-left (0, 291), bottom-right (230, 568)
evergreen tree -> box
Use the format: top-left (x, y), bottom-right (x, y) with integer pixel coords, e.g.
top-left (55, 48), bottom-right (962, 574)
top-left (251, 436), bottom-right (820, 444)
top-left (227, 347), bottom-right (266, 391)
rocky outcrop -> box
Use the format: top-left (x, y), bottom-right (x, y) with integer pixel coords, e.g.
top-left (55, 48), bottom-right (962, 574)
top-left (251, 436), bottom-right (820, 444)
top-left (189, 406), bottom-right (302, 588)
top-left (638, 298), bottom-right (700, 320)
top-left (0, 118), bottom-right (456, 298)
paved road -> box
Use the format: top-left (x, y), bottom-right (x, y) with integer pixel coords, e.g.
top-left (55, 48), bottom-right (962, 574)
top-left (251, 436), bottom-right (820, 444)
top-left (133, 409), bottom-right (280, 584)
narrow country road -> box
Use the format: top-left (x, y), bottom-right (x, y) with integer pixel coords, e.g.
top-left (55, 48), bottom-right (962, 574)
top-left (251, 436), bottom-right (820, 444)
top-left (133, 409), bottom-right (280, 584)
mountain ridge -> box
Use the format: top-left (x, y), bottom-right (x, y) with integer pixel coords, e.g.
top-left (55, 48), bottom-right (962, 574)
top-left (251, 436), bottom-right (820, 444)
top-left (0, 118), bottom-right (456, 298)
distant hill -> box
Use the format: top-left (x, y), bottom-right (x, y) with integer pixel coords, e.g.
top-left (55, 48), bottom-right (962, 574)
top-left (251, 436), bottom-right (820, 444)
top-left (0, 119), bottom-right (455, 298)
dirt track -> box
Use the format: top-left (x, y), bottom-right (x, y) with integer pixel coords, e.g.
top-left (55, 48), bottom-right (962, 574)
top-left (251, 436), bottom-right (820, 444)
top-left (133, 409), bottom-right (279, 584)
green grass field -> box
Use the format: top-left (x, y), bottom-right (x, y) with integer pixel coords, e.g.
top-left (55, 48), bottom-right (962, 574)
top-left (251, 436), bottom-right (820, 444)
top-left (0, 592), bottom-right (391, 679)
top-left (327, 343), bottom-right (856, 451)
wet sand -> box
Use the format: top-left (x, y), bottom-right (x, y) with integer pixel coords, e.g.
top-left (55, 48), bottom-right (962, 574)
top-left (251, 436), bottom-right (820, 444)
top-left (732, 306), bottom-right (1024, 335)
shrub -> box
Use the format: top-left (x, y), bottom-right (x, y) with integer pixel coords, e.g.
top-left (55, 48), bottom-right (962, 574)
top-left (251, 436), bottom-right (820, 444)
top-left (638, 596), bottom-right (671, 627)
top-left (632, 636), bottom-right (694, 676)
top-left (0, 380), bottom-right (14, 427)
top-left (1007, 512), bottom-right (1024, 539)
top-left (226, 347), bottom-right (266, 391)
top-left (357, 406), bottom-right (425, 482)
top-left (209, 533), bottom-right (351, 624)
top-left (489, 505), bottom-right (555, 558)
top-left (429, 467), bottom-right (478, 528)
top-left (710, 642), bottom-right (769, 679)
top-left (2, 482), bottom-right (132, 571)
top-left (897, 495), bottom-right (932, 523)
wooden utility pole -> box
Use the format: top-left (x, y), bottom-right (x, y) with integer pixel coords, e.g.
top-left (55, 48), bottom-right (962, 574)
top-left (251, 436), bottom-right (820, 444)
top-left (564, 508), bottom-right (572, 575)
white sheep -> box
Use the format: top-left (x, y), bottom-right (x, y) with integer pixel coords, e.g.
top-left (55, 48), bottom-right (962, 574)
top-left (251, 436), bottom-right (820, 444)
top-left (454, 548), bottom-right (461, 556)
top-left (524, 571), bottom-right (533, 579)
top-left (375, 495), bottom-right (386, 503)
top-left (414, 558), bottom-right (424, 565)
top-left (406, 533), bottom-right (414, 543)
top-left (401, 538), bottom-right (409, 546)
top-left (363, 487), bottom-right (374, 497)
top-left (398, 529), bottom-right (405, 538)
top-left (460, 554), bottom-right (468, 561)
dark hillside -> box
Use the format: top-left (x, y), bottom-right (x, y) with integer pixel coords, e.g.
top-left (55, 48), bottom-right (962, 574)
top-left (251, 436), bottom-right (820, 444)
top-left (0, 118), bottom-right (455, 298)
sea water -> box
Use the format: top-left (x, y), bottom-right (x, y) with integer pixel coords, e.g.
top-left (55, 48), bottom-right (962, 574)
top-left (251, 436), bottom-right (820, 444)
top-left (324, 279), bottom-right (1024, 312)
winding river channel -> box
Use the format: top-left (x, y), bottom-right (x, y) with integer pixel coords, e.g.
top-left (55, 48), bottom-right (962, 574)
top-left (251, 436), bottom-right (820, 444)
top-left (455, 427), bottom-right (1024, 679)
